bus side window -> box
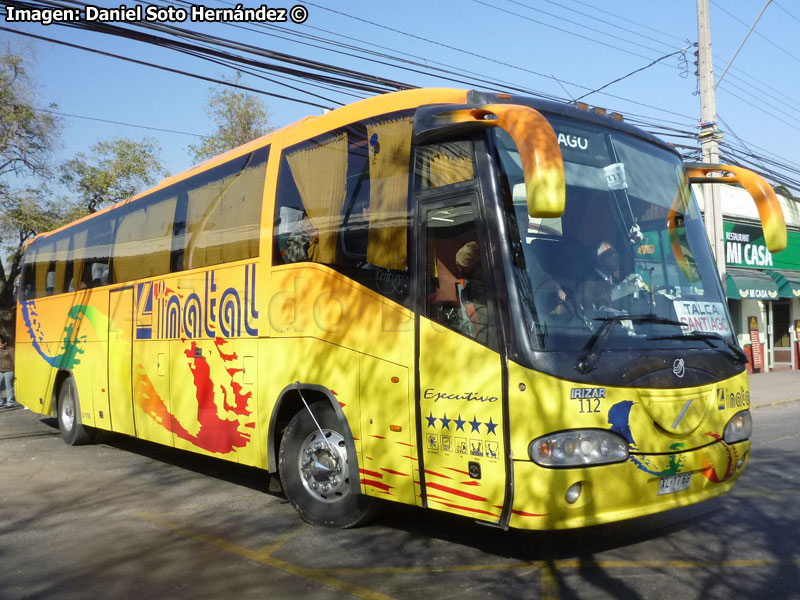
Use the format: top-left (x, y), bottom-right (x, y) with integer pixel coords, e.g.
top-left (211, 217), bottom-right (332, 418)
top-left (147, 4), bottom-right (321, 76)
top-left (48, 234), bottom-right (70, 296)
top-left (424, 203), bottom-right (494, 347)
top-left (83, 212), bottom-right (115, 289)
top-left (34, 241), bottom-right (54, 298)
top-left (183, 147), bottom-right (268, 271)
top-left (112, 195), bottom-right (177, 284)
top-left (274, 112), bottom-right (413, 307)
top-left (67, 229), bottom-right (88, 292)
top-left (416, 141), bottom-right (475, 190)
top-left (19, 248), bottom-right (35, 301)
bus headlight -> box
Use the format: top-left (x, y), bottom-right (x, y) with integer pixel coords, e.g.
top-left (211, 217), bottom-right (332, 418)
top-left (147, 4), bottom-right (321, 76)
top-left (529, 430), bottom-right (629, 467)
top-left (723, 410), bottom-right (752, 443)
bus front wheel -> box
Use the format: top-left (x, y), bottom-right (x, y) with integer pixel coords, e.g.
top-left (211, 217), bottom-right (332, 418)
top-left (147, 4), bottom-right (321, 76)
top-left (278, 401), bottom-right (374, 528)
top-left (57, 377), bottom-right (93, 446)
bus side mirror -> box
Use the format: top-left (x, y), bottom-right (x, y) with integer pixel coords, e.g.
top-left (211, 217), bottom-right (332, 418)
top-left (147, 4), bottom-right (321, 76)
top-left (685, 162), bottom-right (787, 253)
top-left (414, 104), bottom-right (566, 218)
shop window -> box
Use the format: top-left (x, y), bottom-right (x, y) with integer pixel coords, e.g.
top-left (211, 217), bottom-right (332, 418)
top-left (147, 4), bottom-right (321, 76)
top-left (773, 302), bottom-right (791, 348)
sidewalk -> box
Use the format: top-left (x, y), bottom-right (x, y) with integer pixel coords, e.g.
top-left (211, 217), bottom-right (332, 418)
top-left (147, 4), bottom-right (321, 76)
top-left (747, 369), bottom-right (800, 408)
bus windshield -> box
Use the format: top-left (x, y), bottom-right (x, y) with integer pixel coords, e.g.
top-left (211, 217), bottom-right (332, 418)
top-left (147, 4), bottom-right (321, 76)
top-left (494, 116), bottom-right (732, 353)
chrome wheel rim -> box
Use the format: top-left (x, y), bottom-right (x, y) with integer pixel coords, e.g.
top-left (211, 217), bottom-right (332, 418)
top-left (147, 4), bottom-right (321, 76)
top-left (61, 387), bottom-right (75, 431)
top-left (297, 429), bottom-right (348, 503)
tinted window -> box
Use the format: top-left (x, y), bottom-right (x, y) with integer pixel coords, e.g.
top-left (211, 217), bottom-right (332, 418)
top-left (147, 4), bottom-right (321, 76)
top-left (113, 194), bottom-right (177, 283)
top-left (274, 112), bottom-right (413, 307)
top-left (424, 202), bottom-right (495, 348)
top-left (184, 147), bottom-right (268, 270)
top-left (416, 141), bottom-right (475, 190)
top-left (19, 147), bottom-right (269, 296)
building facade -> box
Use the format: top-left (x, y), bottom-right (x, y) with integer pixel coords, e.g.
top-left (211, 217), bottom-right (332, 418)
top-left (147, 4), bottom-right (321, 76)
top-left (698, 185), bottom-right (800, 372)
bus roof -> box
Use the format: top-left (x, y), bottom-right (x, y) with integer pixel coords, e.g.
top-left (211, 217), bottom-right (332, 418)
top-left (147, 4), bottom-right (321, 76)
top-left (30, 87), bottom-right (674, 245)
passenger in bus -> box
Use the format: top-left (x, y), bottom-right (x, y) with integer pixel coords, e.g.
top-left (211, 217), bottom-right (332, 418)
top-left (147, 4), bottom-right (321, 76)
top-left (278, 207), bottom-right (318, 263)
top-left (454, 241), bottom-right (488, 343)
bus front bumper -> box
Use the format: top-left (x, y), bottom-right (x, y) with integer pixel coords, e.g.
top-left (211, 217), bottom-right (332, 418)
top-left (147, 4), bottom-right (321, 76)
top-left (508, 438), bottom-right (749, 530)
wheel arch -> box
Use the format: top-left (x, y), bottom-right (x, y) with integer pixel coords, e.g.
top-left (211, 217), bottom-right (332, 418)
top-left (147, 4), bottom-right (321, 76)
top-left (268, 383), bottom-right (361, 495)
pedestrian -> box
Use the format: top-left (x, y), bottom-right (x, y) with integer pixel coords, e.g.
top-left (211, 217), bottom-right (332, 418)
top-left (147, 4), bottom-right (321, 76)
top-left (0, 335), bottom-right (16, 408)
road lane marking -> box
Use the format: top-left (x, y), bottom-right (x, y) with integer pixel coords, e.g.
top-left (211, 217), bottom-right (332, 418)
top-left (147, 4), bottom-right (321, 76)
top-left (254, 523), bottom-right (305, 558)
top-left (137, 512), bottom-right (800, 600)
top-left (137, 512), bottom-right (395, 600)
top-left (540, 562), bottom-right (560, 600)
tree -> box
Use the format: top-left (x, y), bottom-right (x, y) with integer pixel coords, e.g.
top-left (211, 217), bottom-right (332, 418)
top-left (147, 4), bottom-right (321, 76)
top-left (0, 48), bottom-right (61, 338)
top-left (60, 137), bottom-right (166, 213)
top-left (188, 72), bottom-right (273, 163)
top-left (0, 188), bottom-right (84, 308)
top-left (774, 184), bottom-right (800, 202)
top-left (0, 51), bottom-right (59, 182)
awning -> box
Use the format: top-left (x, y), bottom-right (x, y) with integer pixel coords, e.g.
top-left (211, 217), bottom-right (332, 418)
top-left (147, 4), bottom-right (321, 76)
top-left (726, 267), bottom-right (780, 300)
top-left (766, 269), bottom-right (800, 299)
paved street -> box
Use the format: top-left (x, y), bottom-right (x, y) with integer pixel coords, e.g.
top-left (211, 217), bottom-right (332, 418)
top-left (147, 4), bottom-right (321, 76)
top-left (1, 376), bottom-right (799, 599)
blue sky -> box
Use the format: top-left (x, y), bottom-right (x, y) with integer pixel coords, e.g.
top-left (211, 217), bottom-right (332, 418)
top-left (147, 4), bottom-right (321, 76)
top-left (2, 0), bottom-right (799, 187)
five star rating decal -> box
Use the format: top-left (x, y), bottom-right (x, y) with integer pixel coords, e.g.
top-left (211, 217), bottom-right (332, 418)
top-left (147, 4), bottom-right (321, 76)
top-left (425, 412), bottom-right (498, 435)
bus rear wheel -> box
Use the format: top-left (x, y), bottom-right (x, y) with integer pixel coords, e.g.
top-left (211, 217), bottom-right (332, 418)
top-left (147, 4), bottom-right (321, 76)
top-left (58, 377), bottom-right (93, 446)
top-left (279, 401), bottom-right (374, 528)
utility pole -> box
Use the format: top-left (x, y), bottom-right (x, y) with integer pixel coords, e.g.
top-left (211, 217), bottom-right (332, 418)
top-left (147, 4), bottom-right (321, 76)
top-left (696, 0), bottom-right (725, 281)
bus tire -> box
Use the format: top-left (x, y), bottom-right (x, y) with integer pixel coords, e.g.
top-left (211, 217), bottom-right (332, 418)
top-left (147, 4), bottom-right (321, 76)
top-left (279, 401), bottom-right (374, 528)
top-left (57, 376), bottom-right (93, 446)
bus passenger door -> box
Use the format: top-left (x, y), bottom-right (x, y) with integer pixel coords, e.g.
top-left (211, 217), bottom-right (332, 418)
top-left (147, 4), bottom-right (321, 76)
top-left (416, 196), bottom-right (508, 524)
top-left (108, 287), bottom-right (136, 436)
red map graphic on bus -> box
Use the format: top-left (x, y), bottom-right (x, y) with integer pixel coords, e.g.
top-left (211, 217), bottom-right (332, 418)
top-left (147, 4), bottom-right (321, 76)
top-left (134, 338), bottom-right (254, 454)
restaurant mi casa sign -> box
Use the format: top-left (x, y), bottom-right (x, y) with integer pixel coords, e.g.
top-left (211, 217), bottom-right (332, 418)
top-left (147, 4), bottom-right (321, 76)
top-left (724, 222), bottom-right (800, 270)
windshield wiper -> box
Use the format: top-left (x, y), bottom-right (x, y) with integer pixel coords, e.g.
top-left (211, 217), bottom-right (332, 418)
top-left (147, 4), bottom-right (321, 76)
top-left (575, 314), bottom-right (684, 373)
top-left (595, 315), bottom-right (685, 327)
top-left (647, 330), bottom-right (748, 364)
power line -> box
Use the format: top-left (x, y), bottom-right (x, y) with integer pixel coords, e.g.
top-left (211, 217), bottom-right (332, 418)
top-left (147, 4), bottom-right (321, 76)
top-left (713, 0), bottom-right (774, 90)
top-left (720, 67), bottom-right (797, 109)
top-left (539, 0), bottom-right (678, 50)
top-left (35, 106), bottom-right (205, 137)
top-left (4, 0), bottom-right (797, 189)
top-left (575, 46), bottom-right (689, 102)
top-left (711, 0), bottom-right (800, 66)
top-left (0, 25), bottom-right (336, 110)
top-left (717, 83), bottom-right (800, 134)
top-left (471, 0), bottom-right (676, 62)
top-left (560, 0), bottom-right (687, 45)
top-left (500, 0), bottom-right (675, 54)
top-left (7, 0), bottom-right (411, 94)
top-left (301, 0), bottom-right (697, 122)
top-left (773, 0), bottom-right (800, 25)
top-left (159, 0), bottom-right (573, 102)
top-left (717, 113), bottom-right (769, 173)
top-left (146, 0), bottom-right (703, 126)
top-left (718, 77), bottom-right (800, 126)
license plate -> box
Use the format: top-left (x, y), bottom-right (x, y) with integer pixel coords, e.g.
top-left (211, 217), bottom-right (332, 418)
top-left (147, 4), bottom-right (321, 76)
top-left (658, 472), bottom-right (692, 495)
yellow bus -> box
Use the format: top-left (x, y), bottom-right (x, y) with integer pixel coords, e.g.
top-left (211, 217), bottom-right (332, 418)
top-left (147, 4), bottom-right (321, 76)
top-left (15, 88), bottom-right (785, 530)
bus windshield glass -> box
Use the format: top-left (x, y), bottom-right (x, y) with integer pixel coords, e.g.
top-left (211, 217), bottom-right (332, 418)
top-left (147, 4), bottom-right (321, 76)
top-left (494, 116), bottom-right (732, 352)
